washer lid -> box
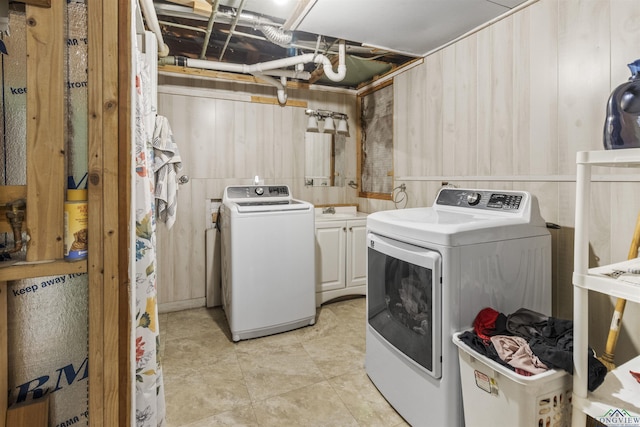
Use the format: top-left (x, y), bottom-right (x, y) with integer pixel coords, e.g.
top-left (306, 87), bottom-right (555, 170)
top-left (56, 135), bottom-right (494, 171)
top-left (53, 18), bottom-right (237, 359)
top-left (367, 188), bottom-right (549, 246)
top-left (234, 199), bottom-right (310, 213)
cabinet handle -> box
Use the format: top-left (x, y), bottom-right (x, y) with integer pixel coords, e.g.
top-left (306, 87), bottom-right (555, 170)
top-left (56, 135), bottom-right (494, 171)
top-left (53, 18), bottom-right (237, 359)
top-left (343, 227), bottom-right (346, 231)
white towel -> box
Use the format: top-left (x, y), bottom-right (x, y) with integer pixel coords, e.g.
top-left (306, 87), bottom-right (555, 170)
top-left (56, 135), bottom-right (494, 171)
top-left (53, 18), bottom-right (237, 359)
top-left (152, 115), bottom-right (182, 229)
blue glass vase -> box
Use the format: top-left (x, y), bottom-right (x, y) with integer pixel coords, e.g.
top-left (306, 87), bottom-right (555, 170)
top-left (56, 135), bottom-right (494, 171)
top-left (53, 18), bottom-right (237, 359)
top-left (603, 59), bottom-right (640, 150)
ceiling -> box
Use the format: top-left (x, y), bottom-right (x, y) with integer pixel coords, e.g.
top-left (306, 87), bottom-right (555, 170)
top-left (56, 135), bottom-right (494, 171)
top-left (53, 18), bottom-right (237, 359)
top-left (149, 0), bottom-right (529, 90)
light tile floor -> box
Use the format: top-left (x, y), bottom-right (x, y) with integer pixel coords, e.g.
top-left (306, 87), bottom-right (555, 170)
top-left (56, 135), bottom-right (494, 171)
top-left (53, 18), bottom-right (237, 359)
top-left (159, 296), bottom-right (409, 427)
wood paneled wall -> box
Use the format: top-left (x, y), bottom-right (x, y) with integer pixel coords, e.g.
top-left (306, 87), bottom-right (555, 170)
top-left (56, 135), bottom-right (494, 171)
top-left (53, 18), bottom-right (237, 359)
top-left (358, 0), bottom-right (640, 363)
top-left (154, 0), bottom-right (640, 365)
top-left (155, 77), bottom-right (358, 311)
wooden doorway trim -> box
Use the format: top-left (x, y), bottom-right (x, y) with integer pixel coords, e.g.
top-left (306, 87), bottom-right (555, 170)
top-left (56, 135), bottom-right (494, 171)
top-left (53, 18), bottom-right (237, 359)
top-left (87, 0), bottom-right (131, 425)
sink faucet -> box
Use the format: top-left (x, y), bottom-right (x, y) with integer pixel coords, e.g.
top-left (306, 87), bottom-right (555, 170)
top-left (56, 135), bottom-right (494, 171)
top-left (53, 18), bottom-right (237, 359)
top-left (322, 206), bottom-right (335, 214)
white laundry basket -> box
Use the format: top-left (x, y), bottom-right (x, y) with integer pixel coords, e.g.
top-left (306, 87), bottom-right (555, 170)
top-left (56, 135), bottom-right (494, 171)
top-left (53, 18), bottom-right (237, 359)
top-left (453, 331), bottom-right (572, 427)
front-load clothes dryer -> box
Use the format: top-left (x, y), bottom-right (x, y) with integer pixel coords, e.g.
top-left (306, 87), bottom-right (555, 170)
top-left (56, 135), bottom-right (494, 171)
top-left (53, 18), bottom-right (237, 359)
top-left (365, 188), bottom-right (552, 427)
top-left (220, 185), bottom-right (316, 342)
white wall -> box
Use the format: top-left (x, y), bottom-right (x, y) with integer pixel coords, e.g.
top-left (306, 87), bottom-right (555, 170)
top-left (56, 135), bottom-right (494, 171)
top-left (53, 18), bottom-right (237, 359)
top-left (155, 76), bottom-right (358, 311)
top-left (156, 0), bottom-right (640, 364)
top-left (358, 0), bottom-right (640, 363)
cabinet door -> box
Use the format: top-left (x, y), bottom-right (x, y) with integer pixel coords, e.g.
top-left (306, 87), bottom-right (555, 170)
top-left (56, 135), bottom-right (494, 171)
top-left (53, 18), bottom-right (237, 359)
top-left (315, 221), bottom-right (346, 292)
top-left (346, 220), bottom-right (367, 288)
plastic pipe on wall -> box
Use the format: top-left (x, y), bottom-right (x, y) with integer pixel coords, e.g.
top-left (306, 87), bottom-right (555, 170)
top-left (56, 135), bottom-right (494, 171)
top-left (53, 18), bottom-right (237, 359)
top-left (143, 0), bottom-right (346, 92)
top-left (159, 39), bottom-right (346, 82)
top-left (252, 74), bottom-right (288, 105)
top-left (320, 40), bottom-right (346, 82)
top-left (158, 40), bottom-right (346, 104)
top-left (139, 0), bottom-right (170, 57)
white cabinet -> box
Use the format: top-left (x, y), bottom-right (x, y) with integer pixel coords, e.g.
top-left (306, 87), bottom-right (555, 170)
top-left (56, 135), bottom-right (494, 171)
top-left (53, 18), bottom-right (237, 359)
top-left (572, 148), bottom-right (640, 426)
top-left (315, 217), bottom-right (367, 305)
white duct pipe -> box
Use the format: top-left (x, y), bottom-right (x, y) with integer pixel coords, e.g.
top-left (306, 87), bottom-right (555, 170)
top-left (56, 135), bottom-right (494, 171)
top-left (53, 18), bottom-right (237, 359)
top-left (260, 24), bottom-right (293, 47)
top-left (139, 0), bottom-right (170, 57)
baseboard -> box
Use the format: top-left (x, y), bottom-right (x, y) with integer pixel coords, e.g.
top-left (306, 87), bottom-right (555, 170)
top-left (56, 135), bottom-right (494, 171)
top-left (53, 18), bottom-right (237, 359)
top-left (158, 297), bottom-right (206, 314)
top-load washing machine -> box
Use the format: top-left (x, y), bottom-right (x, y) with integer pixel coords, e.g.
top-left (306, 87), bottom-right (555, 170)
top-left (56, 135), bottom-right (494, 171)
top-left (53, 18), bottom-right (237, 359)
top-left (365, 187), bottom-right (552, 427)
top-left (219, 184), bottom-right (316, 342)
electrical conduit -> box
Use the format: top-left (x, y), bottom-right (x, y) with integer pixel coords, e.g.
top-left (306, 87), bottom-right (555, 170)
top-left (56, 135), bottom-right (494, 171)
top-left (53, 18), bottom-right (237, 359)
top-left (199, 0), bottom-right (220, 59)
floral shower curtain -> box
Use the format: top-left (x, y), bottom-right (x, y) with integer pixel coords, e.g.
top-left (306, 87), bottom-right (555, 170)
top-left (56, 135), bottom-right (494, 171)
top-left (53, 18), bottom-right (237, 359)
top-left (134, 48), bottom-right (166, 426)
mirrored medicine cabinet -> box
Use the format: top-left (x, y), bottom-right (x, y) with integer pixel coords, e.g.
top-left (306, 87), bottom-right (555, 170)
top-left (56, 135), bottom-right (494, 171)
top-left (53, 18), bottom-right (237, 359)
top-left (304, 132), bottom-right (346, 187)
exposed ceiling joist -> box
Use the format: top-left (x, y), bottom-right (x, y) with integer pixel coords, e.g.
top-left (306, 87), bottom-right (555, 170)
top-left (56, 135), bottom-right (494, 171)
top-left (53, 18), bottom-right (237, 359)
top-left (146, 0), bottom-right (533, 91)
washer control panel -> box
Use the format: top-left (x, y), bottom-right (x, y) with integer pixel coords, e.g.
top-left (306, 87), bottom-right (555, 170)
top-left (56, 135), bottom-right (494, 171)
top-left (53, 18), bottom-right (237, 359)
top-left (435, 188), bottom-right (524, 212)
top-left (225, 185), bottom-right (290, 200)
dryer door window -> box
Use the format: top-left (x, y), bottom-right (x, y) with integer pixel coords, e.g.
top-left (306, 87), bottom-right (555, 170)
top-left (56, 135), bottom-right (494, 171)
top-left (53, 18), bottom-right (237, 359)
top-left (367, 233), bottom-right (442, 379)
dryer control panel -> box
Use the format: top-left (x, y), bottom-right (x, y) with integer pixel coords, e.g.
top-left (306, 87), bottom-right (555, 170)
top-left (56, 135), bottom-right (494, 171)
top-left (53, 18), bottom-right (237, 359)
top-left (435, 188), bottom-right (525, 212)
